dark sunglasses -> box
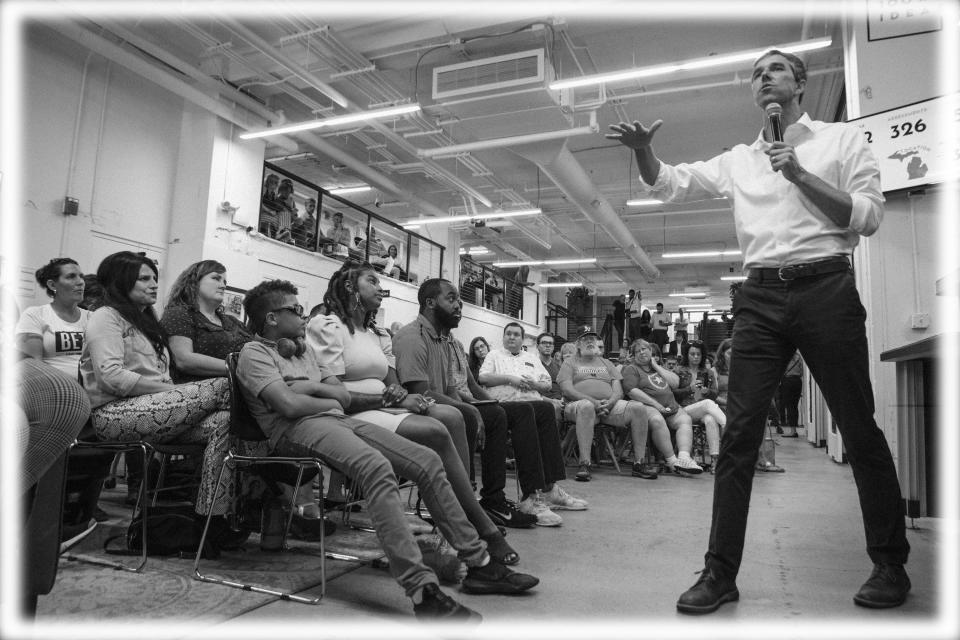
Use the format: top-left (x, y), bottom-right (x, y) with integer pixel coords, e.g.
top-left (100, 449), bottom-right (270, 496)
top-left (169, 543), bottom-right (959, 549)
top-left (272, 304), bottom-right (305, 318)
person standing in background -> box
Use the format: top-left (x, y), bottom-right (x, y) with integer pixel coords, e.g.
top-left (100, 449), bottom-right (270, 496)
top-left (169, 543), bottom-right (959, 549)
top-left (777, 350), bottom-right (804, 438)
top-left (650, 302), bottom-right (671, 354)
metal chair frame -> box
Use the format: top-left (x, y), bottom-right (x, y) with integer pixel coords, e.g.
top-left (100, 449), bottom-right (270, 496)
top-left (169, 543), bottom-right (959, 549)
top-left (560, 420), bottom-right (623, 474)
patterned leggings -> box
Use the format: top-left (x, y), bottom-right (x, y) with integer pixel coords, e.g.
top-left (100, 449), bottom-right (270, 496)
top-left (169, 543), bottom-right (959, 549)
top-left (16, 358), bottom-right (91, 489)
top-left (91, 377), bottom-right (231, 515)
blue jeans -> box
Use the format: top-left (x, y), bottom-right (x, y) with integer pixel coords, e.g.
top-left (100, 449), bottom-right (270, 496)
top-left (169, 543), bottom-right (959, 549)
top-left (274, 413), bottom-right (487, 597)
top-left (706, 268), bottom-right (909, 580)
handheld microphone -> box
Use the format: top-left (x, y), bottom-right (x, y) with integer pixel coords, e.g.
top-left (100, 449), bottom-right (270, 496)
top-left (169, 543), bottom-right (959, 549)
top-left (765, 103), bottom-right (783, 143)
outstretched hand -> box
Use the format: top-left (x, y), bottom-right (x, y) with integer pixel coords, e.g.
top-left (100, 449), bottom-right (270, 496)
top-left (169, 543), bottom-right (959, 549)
top-left (605, 120), bottom-right (663, 150)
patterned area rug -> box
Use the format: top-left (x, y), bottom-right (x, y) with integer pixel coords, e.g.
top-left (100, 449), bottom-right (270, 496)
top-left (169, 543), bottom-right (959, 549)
top-left (38, 496), bottom-right (435, 621)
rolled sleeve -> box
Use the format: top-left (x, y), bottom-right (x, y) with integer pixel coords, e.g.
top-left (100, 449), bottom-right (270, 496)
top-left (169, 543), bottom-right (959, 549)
top-left (843, 129), bottom-right (884, 237)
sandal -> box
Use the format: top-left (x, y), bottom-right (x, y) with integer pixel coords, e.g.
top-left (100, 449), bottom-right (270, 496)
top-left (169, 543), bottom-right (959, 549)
top-left (482, 532), bottom-right (519, 566)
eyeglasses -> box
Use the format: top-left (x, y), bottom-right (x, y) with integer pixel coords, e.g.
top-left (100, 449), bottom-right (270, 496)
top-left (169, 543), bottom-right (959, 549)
top-left (272, 304), bottom-right (305, 318)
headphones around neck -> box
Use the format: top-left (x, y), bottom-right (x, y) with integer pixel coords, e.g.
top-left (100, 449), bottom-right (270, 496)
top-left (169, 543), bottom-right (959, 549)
top-left (276, 337), bottom-right (307, 359)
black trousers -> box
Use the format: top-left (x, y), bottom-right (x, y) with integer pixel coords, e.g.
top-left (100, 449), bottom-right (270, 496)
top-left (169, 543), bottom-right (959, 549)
top-left (777, 376), bottom-right (803, 427)
top-left (451, 401), bottom-right (508, 504)
top-left (706, 269), bottom-right (909, 581)
top-left (499, 400), bottom-right (566, 496)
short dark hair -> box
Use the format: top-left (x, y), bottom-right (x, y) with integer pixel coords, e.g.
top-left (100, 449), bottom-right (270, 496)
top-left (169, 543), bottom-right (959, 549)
top-left (244, 279), bottom-right (298, 334)
top-left (417, 277), bottom-right (450, 311)
top-left (503, 322), bottom-right (524, 338)
top-left (754, 49), bottom-right (807, 103)
top-left (536, 332), bottom-right (554, 345)
top-left (35, 258), bottom-right (79, 297)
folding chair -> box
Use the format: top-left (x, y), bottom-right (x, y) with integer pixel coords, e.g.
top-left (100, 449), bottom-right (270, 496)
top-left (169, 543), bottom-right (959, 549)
top-left (192, 352), bottom-right (329, 604)
top-left (560, 420), bottom-right (623, 474)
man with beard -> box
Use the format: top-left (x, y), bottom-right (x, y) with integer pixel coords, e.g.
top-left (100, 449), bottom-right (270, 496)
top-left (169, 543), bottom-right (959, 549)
top-left (391, 279), bottom-right (535, 530)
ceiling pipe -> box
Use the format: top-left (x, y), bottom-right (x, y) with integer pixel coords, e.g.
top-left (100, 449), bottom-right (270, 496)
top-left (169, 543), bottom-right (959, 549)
top-left (218, 17), bottom-right (350, 108)
top-left (417, 124), bottom-right (598, 158)
top-left (55, 21), bottom-right (452, 219)
top-left (513, 140), bottom-right (660, 279)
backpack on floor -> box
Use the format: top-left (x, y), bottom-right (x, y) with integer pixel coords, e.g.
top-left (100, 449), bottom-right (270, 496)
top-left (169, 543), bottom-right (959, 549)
top-left (106, 503), bottom-right (219, 559)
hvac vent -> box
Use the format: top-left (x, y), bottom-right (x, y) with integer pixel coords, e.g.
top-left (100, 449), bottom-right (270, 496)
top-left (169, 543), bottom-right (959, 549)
top-left (432, 49), bottom-right (545, 100)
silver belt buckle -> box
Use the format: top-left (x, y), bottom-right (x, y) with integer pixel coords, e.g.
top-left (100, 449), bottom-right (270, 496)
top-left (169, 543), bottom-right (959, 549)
top-left (777, 265), bottom-right (798, 281)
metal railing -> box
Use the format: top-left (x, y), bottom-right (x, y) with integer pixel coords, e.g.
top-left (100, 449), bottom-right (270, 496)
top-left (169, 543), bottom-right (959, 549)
top-left (257, 162), bottom-right (445, 283)
top-left (458, 256), bottom-right (539, 324)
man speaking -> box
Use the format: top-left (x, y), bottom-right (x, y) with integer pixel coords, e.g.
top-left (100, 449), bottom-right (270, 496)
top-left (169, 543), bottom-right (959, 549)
top-left (607, 49), bottom-right (910, 613)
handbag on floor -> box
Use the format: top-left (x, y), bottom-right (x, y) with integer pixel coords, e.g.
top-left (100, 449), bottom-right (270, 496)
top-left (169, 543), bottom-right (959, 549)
top-left (105, 503), bottom-right (219, 559)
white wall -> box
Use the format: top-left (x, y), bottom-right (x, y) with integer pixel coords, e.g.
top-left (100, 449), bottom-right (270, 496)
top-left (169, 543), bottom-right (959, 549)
top-left (844, 9), bottom-right (946, 459)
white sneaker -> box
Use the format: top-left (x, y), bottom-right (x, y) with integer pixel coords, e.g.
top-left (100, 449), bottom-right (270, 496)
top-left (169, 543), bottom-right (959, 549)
top-left (674, 455), bottom-right (703, 475)
top-left (542, 484), bottom-right (588, 511)
top-left (518, 492), bottom-right (563, 527)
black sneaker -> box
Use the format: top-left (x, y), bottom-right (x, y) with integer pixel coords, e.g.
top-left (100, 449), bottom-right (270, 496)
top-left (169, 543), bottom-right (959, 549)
top-left (461, 558), bottom-right (539, 594)
top-left (480, 498), bottom-right (536, 529)
top-left (631, 462), bottom-right (658, 480)
top-left (676, 568), bottom-right (739, 614)
top-left (414, 583), bottom-right (482, 621)
top-left (853, 563), bottom-right (911, 608)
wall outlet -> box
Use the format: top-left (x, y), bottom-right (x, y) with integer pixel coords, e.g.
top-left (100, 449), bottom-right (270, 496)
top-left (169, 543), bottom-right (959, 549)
top-left (62, 196), bottom-right (79, 216)
top-left (910, 313), bottom-right (930, 330)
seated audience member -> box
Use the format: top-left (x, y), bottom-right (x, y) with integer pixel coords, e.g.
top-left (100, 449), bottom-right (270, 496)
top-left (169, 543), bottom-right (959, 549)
top-left (79, 252), bottom-right (235, 528)
top-left (483, 272), bottom-right (502, 312)
top-left (16, 258), bottom-right (111, 529)
top-left (259, 173), bottom-right (282, 238)
top-left (236, 279), bottom-right (537, 619)
top-left (306, 262), bottom-right (517, 564)
top-left (535, 333), bottom-right (562, 401)
top-left (373, 244), bottom-right (404, 280)
top-left (674, 340), bottom-right (726, 472)
top-left (620, 339), bottom-right (704, 476)
top-left (291, 197), bottom-right (325, 250)
top-left (16, 356), bottom-right (90, 490)
top-left (327, 211), bottom-right (353, 257)
top-left (467, 336), bottom-right (490, 383)
top-left (161, 260), bottom-right (253, 383)
top-left (667, 330), bottom-right (688, 358)
top-left (16, 258), bottom-right (91, 377)
top-left (559, 341), bottom-right (577, 363)
top-left (478, 322), bottom-right (587, 525)
top-left (391, 281), bottom-right (537, 530)
top-left (663, 354), bottom-right (679, 372)
top-left (558, 329), bottom-right (656, 482)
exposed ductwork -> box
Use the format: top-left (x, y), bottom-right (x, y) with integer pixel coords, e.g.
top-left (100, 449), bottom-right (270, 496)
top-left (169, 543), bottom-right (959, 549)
top-left (512, 141), bottom-right (660, 279)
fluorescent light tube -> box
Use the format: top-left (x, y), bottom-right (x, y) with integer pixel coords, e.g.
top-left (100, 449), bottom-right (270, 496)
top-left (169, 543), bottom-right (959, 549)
top-left (493, 258), bottom-right (597, 268)
top-left (720, 275), bottom-right (748, 281)
top-left (402, 208), bottom-right (541, 228)
top-left (550, 37), bottom-right (832, 90)
top-left (328, 185), bottom-right (371, 195)
top-left (662, 250), bottom-right (742, 259)
top-left (240, 104), bottom-right (421, 140)
top-left (626, 198), bottom-right (664, 206)
top-left (538, 282), bottom-right (583, 288)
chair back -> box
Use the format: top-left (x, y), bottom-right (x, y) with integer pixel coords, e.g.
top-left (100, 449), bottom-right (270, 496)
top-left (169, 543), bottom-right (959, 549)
top-left (226, 352), bottom-right (269, 441)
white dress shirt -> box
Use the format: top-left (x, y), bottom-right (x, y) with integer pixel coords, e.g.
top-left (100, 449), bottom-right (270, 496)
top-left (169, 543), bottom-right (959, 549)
top-left (478, 347), bottom-right (552, 402)
top-left (647, 113), bottom-right (884, 269)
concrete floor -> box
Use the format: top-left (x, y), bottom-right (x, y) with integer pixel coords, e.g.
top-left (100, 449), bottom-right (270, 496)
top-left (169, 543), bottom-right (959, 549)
top-left (207, 433), bottom-right (946, 638)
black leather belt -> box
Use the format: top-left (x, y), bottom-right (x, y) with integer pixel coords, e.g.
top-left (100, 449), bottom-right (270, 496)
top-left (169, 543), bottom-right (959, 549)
top-left (747, 257), bottom-right (850, 282)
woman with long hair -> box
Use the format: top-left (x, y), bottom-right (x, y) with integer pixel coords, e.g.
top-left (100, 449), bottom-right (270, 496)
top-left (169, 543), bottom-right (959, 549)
top-left (307, 261), bottom-right (518, 565)
top-left (161, 260), bottom-right (252, 383)
top-left (674, 340), bottom-right (726, 472)
top-left (467, 336), bottom-right (490, 383)
top-left (16, 258), bottom-right (90, 376)
top-left (79, 252), bottom-right (235, 522)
